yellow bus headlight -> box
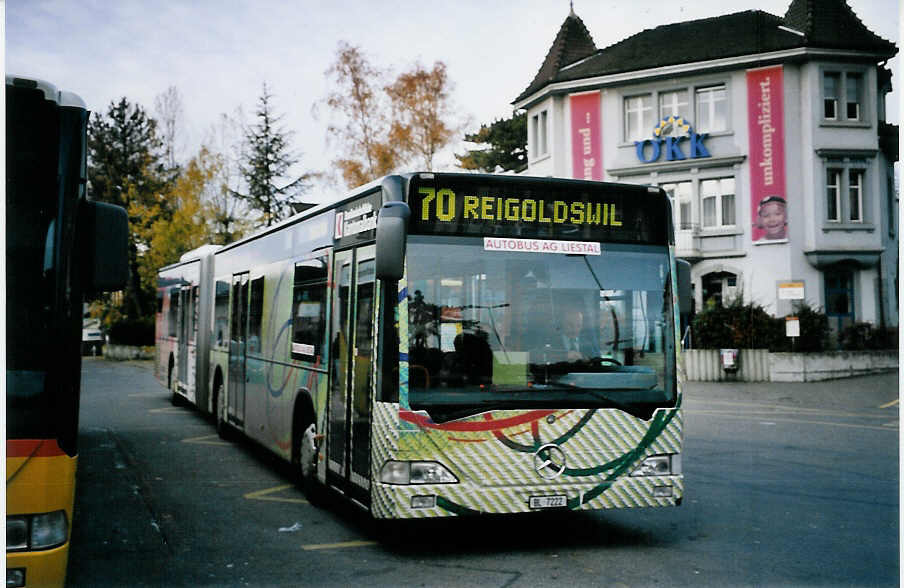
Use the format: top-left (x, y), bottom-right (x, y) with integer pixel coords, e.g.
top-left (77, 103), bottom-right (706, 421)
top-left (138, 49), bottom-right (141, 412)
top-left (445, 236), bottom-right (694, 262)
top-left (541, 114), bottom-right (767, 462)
top-left (6, 510), bottom-right (68, 552)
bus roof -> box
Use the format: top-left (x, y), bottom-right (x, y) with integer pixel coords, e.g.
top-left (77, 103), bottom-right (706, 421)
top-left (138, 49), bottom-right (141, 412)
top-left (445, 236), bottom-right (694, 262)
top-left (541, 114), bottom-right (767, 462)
top-left (6, 74), bottom-right (87, 109)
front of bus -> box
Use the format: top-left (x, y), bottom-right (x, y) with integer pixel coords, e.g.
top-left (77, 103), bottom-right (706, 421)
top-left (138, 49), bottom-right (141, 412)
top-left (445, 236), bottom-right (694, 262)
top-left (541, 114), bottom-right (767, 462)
top-left (372, 173), bottom-right (683, 518)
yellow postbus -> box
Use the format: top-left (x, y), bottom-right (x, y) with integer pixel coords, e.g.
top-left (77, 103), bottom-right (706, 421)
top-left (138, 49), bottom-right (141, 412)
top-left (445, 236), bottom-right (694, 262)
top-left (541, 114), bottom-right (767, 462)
top-left (6, 75), bottom-right (128, 587)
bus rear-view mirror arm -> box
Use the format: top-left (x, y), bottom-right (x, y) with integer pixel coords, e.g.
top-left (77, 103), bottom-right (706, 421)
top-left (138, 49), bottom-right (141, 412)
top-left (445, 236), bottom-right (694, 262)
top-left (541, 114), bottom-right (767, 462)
top-left (375, 198), bottom-right (411, 281)
top-left (79, 200), bottom-right (129, 293)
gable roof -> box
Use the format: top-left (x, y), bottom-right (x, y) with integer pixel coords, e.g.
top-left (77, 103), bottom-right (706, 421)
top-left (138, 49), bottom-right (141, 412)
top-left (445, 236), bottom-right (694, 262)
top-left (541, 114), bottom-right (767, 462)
top-left (514, 0), bottom-right (897, 105)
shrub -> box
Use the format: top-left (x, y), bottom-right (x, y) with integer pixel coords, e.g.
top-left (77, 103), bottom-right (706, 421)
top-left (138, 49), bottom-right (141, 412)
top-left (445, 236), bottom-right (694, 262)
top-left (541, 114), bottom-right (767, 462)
top-left (839, 323), bottom-right (898, 350)
top-left (108, 315), bottom-right (155, 346)
top-left (690, 299), bottom-right (784, 350)
top-left (774, 303), bottom-right (830, 352)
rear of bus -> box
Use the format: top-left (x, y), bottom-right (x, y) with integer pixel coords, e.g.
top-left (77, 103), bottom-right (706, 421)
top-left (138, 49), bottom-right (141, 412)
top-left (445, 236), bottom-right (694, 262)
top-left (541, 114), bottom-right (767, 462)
top-left (371, 173), bottom-right (683, 518)
top-left (6, 76), bottom-right (128, 587)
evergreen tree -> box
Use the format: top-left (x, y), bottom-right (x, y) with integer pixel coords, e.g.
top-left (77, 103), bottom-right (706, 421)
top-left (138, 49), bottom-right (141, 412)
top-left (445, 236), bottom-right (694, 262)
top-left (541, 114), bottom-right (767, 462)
top-left (87, 97), bottom-right (168, 319)
top-left (234, 84), bottom-right (312, 226)
top-left (455, 112), bottom-right (527, 173)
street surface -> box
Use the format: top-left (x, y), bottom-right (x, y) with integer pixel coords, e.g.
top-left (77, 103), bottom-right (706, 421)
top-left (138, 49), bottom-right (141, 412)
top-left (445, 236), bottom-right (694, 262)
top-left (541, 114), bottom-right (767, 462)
top-left (68, 359), bottom-right (899, 587)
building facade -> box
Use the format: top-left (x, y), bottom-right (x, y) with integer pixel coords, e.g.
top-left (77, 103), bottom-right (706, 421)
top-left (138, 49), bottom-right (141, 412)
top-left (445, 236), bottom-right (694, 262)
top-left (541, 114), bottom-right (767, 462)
top-left (513, 0), bottom-right (898, 336)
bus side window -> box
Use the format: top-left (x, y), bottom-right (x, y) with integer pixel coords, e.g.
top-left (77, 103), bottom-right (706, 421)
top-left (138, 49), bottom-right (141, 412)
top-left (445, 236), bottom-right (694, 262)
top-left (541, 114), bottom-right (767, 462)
top-left (214, 280), bottom-right (229, 347)
top-left (168, 287), bottom-right (180, 337)
top-left (248, 277), bottom-right (265, 354)
top-left (291, 256), bottom-right (328, 363)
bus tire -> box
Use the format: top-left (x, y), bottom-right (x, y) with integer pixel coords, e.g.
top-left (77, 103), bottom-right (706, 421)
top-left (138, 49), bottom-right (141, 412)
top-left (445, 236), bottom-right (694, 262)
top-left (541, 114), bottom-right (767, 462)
top-left (215, 381), bottom-right (231, 440)
top-left (294, 413), bottom-right (325, 505)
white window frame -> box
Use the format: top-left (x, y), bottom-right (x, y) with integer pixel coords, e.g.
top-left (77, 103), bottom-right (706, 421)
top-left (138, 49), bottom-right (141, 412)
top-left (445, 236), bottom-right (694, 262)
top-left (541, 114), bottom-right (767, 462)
top-left (821, 68), bottom-right (867, 125)
top-left (659, 89), bottom-right (689, 120)
top-left (695, 85), bottom-right (727, 134)
top-left (823, 159), bottom-right (868, 225)
top-left (661, 181), bottom-right (693, 231)
top-left (826, 168), bottom-right (842, 222)
top-left (848, 169), bottom-right (863, 222)
top-left (699, 177), bottom-right (736, 229)
top-left (530, 109), bottom-right (549, 160)
top-left (624, 94), bottom-right (652, 142)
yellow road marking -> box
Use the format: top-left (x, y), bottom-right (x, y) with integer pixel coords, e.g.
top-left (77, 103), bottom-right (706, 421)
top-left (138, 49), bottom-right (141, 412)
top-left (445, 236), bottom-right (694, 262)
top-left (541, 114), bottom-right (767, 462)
top-left (879, 398), bottom-right (899, 409)
top-left (244, 484), bottom-right (308, 504)
top-left (302, 540), bottom-right (377, 551)
top-left (182, 435), bottom-right (230, 446)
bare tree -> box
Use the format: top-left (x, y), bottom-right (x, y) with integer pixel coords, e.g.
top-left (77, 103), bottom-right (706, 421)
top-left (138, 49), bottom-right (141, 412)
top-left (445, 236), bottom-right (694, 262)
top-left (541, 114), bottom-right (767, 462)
top-left (154, 85), bottom-right (185, 172)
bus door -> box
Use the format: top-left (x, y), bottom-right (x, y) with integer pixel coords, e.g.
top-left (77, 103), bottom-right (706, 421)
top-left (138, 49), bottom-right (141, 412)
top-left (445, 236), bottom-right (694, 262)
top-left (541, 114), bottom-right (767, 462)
top-left (327, 246), bottom-right (376, 501)
top-left (227, 273), bottom-right (249, 427)
top-left (176, 286), bottom-right (191, 387)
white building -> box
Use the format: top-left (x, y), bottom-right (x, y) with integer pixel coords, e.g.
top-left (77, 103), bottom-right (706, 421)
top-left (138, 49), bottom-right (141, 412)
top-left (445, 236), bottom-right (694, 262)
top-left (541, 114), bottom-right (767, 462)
top-left (513, 0), bottom-right (898, 337)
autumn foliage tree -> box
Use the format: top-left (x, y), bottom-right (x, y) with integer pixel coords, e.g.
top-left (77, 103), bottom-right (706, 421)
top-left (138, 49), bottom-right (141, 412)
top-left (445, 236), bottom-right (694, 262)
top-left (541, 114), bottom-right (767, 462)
top-left (136, 147), bottom-right (222, 293)
top-left (322, 42), bottom-right (462, 188)
top-left (322, 42), bottom-right (397, 188)
top-left (385, 61), bottom-right (460, 172)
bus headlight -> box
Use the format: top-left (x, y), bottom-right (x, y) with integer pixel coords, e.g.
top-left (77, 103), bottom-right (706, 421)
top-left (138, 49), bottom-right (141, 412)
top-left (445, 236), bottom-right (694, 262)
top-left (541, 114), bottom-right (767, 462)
top-left (6, 516), bottom-right (28, 551)
top-left (380, 461), bottom-right (458, 485)
top-left (630, 454), bottom-right (681, 477)
top-left (31, 510), bottom-right (69, 549)
top-left (6, 510), bottom-right (68, 552)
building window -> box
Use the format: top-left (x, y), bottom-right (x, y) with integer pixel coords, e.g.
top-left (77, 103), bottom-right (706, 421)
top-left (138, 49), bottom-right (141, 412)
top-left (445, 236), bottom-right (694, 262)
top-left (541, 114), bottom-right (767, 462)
top-left (826, 169), bottom-right (841, 221)
top-left (531, 110), bottom-right (548, 158)
top-left (822, 71), bottom-right (864, 123)
top-left (659, 90), bottom-right (689, 120)
top-left (825, 164), bottom-right (866, 223)
top-left (848, 170), bottom-right (863, 222)
top-left (625, 94), bottom-right (652, 142)
top-left (695, 86), bottom-right (727, 133)
top-left (700, 178), bottom-right (735, 228)
top-left (661, 181), bottom-right (693, 230)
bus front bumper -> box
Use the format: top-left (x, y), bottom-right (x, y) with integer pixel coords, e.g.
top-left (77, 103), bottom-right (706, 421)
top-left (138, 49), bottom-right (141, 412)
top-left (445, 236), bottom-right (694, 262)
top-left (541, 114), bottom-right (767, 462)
top-left (371, 474), bottom-right (684, 519)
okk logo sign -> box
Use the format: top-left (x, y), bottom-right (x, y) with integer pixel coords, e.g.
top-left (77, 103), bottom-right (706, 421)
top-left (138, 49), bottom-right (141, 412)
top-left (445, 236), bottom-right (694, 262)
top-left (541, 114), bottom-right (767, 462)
top-left (634, 116), bottom-right (711, 164)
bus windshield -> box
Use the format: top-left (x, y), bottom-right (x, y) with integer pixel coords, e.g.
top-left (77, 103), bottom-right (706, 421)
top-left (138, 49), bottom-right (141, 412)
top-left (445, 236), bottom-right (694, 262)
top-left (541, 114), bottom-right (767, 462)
top-left (406, 236), bottom-right (676, 421)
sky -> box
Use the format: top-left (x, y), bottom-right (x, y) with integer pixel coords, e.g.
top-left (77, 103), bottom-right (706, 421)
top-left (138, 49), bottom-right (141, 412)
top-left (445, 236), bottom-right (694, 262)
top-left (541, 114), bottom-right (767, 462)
top-left (5, 0), bottom-right (901, 203)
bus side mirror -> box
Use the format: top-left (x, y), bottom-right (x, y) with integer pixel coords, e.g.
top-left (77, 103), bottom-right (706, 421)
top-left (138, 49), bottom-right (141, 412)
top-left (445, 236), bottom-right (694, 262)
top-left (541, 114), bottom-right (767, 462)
top-left (676, 259), bottom-right (692, 316)
top-left (375, 201), bottom-right (410, 281)
top-left (80, 200), bottom-right (129, 293)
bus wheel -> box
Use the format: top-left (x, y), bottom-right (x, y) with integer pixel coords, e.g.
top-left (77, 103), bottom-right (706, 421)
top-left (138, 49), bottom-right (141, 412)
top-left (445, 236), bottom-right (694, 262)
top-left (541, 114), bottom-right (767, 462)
top-left (296, 419), bottom-right (325, 505)
top-left (215, 382), bottom-right (231, 440)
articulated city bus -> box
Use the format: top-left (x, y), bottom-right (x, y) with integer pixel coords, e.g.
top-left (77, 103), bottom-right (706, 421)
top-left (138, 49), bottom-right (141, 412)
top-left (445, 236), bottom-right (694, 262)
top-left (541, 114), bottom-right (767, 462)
top-left (156, 245), bottom-right (220, 410)
top-left (156, 172), bottom-right (689, 518)
top-left (6, 75), bottom-right (128, 586)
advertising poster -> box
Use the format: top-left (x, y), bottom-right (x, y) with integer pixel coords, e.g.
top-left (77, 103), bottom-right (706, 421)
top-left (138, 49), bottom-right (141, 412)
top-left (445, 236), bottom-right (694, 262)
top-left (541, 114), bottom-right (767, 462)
top-left (570, 91), bottom-right (602, 181)
top-left (747, 65), bottom-right (787, 242)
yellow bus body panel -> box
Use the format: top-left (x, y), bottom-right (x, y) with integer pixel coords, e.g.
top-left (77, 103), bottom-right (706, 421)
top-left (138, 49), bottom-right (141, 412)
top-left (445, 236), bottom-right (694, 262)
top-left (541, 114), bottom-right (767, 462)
top-left (6, 451), bottom-right (77, 588)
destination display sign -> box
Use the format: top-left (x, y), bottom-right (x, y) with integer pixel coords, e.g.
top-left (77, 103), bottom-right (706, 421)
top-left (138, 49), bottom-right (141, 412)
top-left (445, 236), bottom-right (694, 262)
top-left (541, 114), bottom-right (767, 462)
top-left (407, 175), bottom-right (669, 245)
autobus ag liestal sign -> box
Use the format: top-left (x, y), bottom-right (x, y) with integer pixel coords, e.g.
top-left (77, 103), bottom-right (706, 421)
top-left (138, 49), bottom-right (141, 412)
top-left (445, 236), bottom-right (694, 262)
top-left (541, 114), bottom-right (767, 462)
top-left (417, 188), bottom-right (622, 227)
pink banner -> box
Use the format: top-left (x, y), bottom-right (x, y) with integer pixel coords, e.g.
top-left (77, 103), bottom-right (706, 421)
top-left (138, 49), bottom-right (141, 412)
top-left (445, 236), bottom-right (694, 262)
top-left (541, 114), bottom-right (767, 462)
top-left (570, 92), bottom-right (602, 181)
top-left (747, 66), bottom-right (787, 241)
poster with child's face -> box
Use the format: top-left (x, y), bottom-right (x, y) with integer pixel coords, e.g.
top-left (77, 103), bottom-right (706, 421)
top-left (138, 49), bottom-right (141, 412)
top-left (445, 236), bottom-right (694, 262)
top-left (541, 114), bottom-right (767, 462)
top-left (747, 66), bottom-right (788, 242)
